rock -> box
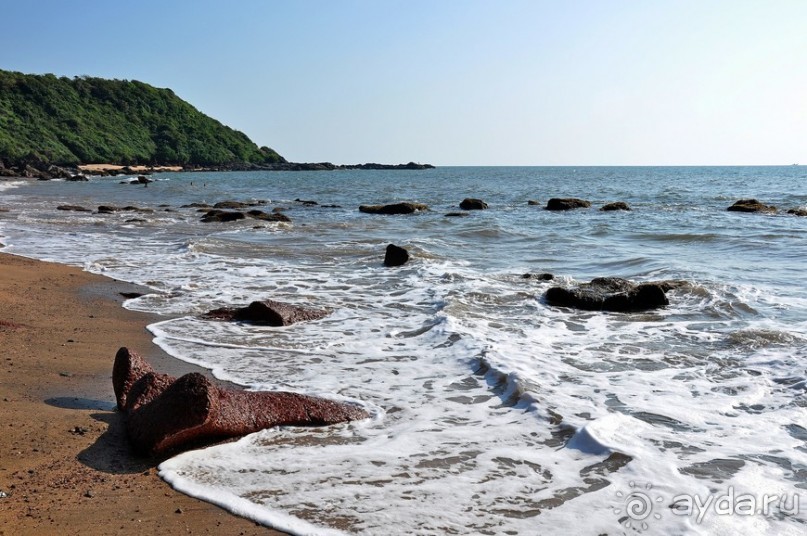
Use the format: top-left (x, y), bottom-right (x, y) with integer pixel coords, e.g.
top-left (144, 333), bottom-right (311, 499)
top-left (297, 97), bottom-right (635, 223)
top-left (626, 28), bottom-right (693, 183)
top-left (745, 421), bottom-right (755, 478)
top-left (246, 209), bottom-right (291, 223)
top-left (459, 198), bottom-right (488, 210)
top-left (125, 218), bottom-right (148, 223)
top-left (200, 210), bottom-right (246, 223)
top-left (213, 201), bottom-right (249, 209)
top-left (97, 205), bottom-right (120, 214)
top-left (359, 202), bottom-right (428, 215)
top-left (114, 348), bottom-right (367, 455)
top-left (295, 199), bottom-right (319, 206)
top-left (122, 206), bottom-right (154, 213)
top-left (47, 165), bottom-right (74, 179)
top-left (727, 199), bottom-right (777, 213)
top-left (181, 202), bottom-right (211, 209)
top-left (57, 205), bottom-right (92, 212)
top-left (202, 299), bottom-right (329, 326)
top-left (545, 198), bottom-right (592, 211)
top-left (527, 200), bottom-right (541, 206)
top-left (544, 277), bottom-right (677, 312)
top-left (66, 174), bottom-right (89, 182)
top-left (384, 244), bottom-right (409, 267)
top-left (523, 273), bottom-right (554, 281)
top-left (120, 292), bottom-right (145, 299)
top-left (787, 208), bottom-right (807, 217)
top-left (137, 175), bottom-right (153, 184)
top-left (444, 212), bottom-right (469, 217)
top-left (600, 202), bottom-right (631, 211)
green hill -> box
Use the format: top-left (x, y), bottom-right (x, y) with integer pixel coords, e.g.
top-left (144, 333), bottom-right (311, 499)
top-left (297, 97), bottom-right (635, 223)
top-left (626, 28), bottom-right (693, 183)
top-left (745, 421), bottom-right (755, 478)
top-left (0, 69), bottom-right (285, 168)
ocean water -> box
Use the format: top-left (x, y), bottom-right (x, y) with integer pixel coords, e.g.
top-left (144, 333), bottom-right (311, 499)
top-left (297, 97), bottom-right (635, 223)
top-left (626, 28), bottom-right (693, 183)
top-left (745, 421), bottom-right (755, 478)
top-left (1, 166), bottom-right (806, 535)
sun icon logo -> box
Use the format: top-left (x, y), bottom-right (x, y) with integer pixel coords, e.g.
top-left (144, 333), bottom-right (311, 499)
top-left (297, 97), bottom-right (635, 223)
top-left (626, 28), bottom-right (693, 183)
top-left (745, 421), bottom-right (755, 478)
top-left (613, 481), bottom-right (664, 531)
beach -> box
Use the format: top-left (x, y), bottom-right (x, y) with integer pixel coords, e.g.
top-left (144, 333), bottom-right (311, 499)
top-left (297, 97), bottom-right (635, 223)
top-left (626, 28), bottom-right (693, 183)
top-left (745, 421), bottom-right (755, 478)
top-left (0, 252), bottom-right (279, 535)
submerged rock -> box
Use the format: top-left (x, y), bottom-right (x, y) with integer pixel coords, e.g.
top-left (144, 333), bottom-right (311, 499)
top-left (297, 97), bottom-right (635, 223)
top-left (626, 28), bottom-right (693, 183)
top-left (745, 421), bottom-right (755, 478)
top-left (200, 210), bottom-right (246, 223)
top-left (444, 212), bottom-right (469, 217)
top-left (727, 199), bottom-right (777, 213)
top-left (114, 348), bottom-right (367, 455)
top-left (523, 273), bottom-right (554, 281)
top-left (544, 277), bottom-right (682, 312)
top-left (787, 208), bottom-right (807, 217)
top-left (202, 299), bottom-right (329, 326)
top-left (600, 202), bottom-right (631, 211)
top-left (57, 205), bottom-right (92, 212)
top-left (545, 198), bottom-right (592, 211)
top-left (384, 244), bottom-right (410, 267)
top-left (527, 200), bottom-right (541, 206)
top-left (246, 209), bottom-right (291, 223)
top-left (459, 198), bottom-right (488, 210)
top-left (359, 202), bottom-right (428, 215)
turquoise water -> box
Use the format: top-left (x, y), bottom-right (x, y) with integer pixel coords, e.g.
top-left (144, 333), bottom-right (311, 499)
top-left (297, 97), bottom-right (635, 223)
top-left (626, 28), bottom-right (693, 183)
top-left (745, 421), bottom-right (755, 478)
top-left (1, 166), bottom-right (806, 534)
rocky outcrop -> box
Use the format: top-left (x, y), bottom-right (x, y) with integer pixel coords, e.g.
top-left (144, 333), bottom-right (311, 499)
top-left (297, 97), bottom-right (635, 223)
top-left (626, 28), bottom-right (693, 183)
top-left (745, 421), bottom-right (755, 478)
top-left (384, 244), bottom-right (409, 267)
top-left (200, 210), bottom-right (246, 223)
top-left (787, 208), bottom-right (807, 217)
top-left (359, 202), bottom-right (428, 215)
top-left (727, 199), bottom-right (777, 213)
top-left (113, 348), bottom-right (367, 455)
top-left (459, 198), bottom-right (488, 210)
top-left (545, 198), bottom-right (591, 211)
top-left (246, 209), bottom-right (291, 223)
top-left (544, 277), bottom-right (682, 312)
top-left (57, 205), bottom-right (92, 212)
top-left (202, 299), bottom-right (329, 326)
top-left (600, 202), bottom-right (631, 211)
top-left (66, 174), bottom-right (89, 182)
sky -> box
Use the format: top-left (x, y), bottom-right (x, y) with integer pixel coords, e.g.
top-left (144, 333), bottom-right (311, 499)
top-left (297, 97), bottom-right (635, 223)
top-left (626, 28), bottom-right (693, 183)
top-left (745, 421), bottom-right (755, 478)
top-left (1, 0), bottom-right (805, 165)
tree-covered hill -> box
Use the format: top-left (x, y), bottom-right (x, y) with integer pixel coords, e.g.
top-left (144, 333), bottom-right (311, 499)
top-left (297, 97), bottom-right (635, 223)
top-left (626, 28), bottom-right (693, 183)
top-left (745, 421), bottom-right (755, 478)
top-left (0, 69), bottom-right (285, 168)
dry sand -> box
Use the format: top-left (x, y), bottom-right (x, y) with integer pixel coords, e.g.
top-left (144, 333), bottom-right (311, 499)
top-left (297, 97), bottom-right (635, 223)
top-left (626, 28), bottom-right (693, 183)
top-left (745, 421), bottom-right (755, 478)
top-left (0, 252), bottom-right (281, 535)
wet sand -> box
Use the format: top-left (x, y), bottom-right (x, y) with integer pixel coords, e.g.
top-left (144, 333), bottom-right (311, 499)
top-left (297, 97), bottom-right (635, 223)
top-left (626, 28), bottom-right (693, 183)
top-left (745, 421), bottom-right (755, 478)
top-left (0, 252), bottom-right (281, 535)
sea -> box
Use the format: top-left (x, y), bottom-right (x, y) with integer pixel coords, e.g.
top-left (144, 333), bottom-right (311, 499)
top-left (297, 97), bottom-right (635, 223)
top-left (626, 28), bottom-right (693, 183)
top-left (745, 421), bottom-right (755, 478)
top-left (1, 166), bottom-right (805, 535)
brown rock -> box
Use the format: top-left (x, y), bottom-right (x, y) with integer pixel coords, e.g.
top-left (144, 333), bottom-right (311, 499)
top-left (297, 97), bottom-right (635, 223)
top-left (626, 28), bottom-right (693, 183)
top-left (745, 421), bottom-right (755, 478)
top-left (727, 199), bottom-right (777, 213)
top-left (600, 202), bottom-right (631, 211)
top-left (787, 208), bottom-right (807, 217)
top-left (200, 210), bottom-right (246, 223)
top-left (459, 198), bottom-right (488, 210)
top-left (114, 348), bottom-right (367, 455)
top-left (246, 209), bottom-right (291, 223)
top-left (546, 198), bottom-right (591, 211)
top-left (57, 205), bottom-right (92, 212)
top-left (544, 277), bottom-right (682, 312)
top-left (359, 202), bottom-right (428, 215)
top-left (202, 299), bottom-right (329, 326)
top-left (384, 244), bottom-right (409, 267)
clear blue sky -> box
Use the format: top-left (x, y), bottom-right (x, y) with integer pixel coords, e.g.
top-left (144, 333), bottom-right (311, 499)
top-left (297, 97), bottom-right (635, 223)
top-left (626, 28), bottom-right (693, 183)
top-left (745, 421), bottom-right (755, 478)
top-left (1, 0), bottom-right (805, 165)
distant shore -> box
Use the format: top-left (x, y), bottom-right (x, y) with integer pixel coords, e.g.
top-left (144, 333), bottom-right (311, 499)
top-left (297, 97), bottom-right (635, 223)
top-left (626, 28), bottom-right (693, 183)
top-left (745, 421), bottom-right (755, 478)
top-left (0, 160), bottom-right (435, 181)
top-left (0, 252), bottom-right (281, 535)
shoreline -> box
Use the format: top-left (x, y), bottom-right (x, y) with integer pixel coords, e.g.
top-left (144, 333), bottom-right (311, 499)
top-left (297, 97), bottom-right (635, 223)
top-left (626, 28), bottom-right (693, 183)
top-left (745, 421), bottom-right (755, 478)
top-left (0, 252), bottom-right (281, 535)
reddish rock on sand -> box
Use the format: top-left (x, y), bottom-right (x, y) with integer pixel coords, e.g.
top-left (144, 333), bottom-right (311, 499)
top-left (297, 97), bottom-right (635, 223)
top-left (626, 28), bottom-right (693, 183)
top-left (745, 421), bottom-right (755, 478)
top-left (114, 348), bottom-right (368, 455)
top-left (201, 299), bottom-right (329, 326)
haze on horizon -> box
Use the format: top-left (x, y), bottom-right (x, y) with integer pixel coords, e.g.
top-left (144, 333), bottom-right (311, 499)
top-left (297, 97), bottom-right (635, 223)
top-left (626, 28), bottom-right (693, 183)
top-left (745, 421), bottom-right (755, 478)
top-left (1, 0), bottom-right (805, 167)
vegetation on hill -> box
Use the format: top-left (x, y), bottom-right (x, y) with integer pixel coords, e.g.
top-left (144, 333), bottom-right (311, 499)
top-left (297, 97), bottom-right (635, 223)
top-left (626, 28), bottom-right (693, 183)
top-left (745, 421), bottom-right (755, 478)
top-left (0, 69), bottom-right (285, 167)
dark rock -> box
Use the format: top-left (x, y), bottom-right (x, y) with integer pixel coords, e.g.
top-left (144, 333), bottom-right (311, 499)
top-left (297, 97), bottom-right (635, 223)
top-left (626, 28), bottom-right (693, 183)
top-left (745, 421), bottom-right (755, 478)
top-left (459, 198), bottom-right (488, 210)
top-left (444, 212), bottom-right (469, 217)
top-left (527, 200), bottom-right (541, 206)
top-left (97, 205), bottom-right (120, 214)
top-left (246, 209), bottom-right (291, 223)
top-left (57, 205), bottom-right (92, 212)
top-left (600, 202), bottom-right (631, 211)
top-left (523, 273), bottom-right (554, 281)
top-left (120, 292), bottom-right (145, 299)
top-left (384, 244), bottom-right (410, 267)
top-left (181, 203), bottom-right (211, 209)
top-left (202, 299), bottom-right (329, 326)
top-left (47, 165), bottom-right (74, 179)
top-left (295, 199), bottom-right (319, 206)
top-left (546, 198), bottom-right (592, 211)
top-left (213, 201), bottom-right (250, 209)
top-left (200, 210), bottom-right (246, 223)
top-left (321, 204), bottom-right (342, 208)
top-left (66, 174), bottom-right (89, 182)
top-left (122, 206), bottom-right (154, 213)
top-left (787, 208), bottom-right (807, 217)
top-left (125, 218), bottom-right (148, 223)
top-left (544, 277), bottom-right (677, 312)
top-left (359, 202), bottom-right (428, 215)
top-left (114, 348), bottom-right (367, 455)
top-left (137, 175), bottom-right (153, 184)
top-left (727, 199), bottom-right (777, 213)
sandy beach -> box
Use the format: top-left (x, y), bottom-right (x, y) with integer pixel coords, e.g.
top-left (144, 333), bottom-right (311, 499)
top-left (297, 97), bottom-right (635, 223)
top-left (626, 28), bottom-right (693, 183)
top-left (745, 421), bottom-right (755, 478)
top-left (0, 252), bottom-right (279, 535)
